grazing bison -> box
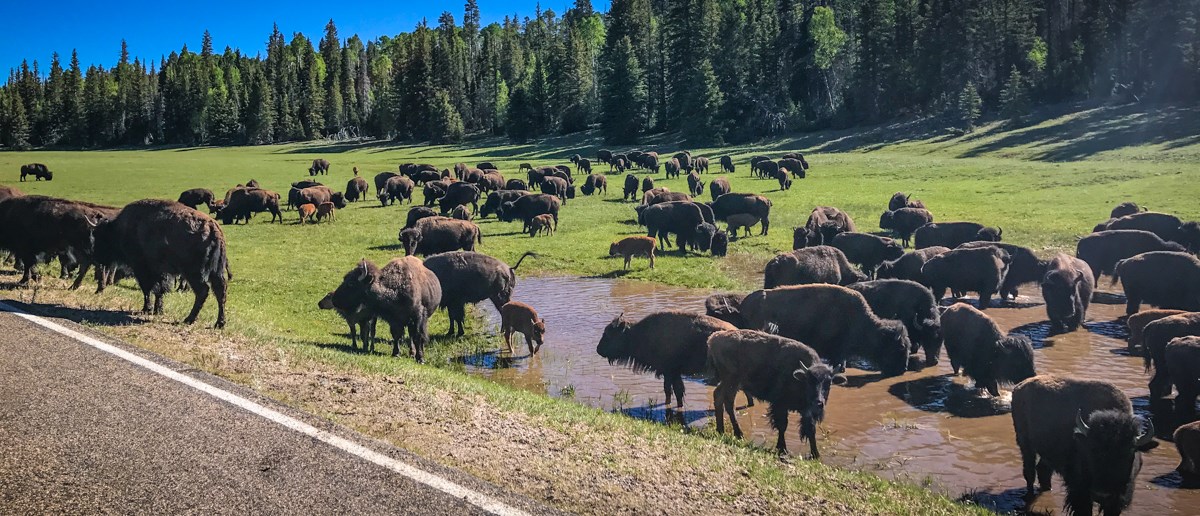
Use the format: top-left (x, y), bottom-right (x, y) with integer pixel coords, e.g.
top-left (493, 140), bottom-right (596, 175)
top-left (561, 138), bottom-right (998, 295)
top-left (397, 217), bottom-right (481, 257)
top-left (1111, 202), bottom-right (1144, 219)
top-left (914, 222), bottom-right (1001, 249)
top-left (1040, 254), bottom-right (1095, 333)
top-left (831, 233), bottom-right (904, 278)
top-left (879, 208), bottom-right (934, 247)
top-left (1166, 336), bottom-right (1200, 423)
top-left (708, 178), bottom-right (731, 202)
top-left (438, 182), bottom-right (481, 215)
top-left (1011, 375), bottom-right (1155, 516)
top-left (719, 155), bottom-right (735, 174)
top-left (177, 188), bottom-right (215, 211)
top-left (1113, 251), bottom-right (1200, 314)
top-left (475, 161), bottom-right (497, 171)
top-left (756, 160), bottom-right (779, 179)
top-left (318, 290), bottom-right (377, 352)
top-left (500, 301), bottom-right (546, 355)
top-left (580, 174), bottom-right (607, 196)
top-left (379, 176), bottom-right (415, 206)
top-left (921, 246), bottom-right (1011, 309)
top-left (92, 200), bottom-right (229, 327)
top-left (692, 222), bottom-right (718, 252)
top-left (505, 178), bottom-right (528, 191)
top-left (709, 330), bottom-right (844, 457)
top-left (528, 214), bottom-right (554, 237)
top-left (460, 167), bottom-right (484, 184)
top-left (331, 257), bottom-right (441, 362)
top-left (480, 190), bottom-right (531, 219)
top-left (764, 246), bottom-right (866, 289)
top-left (686, 172), bottom-right (705, 197)
top-left (19, 163), bottom-right (53, 181)
top-left (712, 194), bottom-right (772, 235)
top-left (423, 180), bottom-right (448, 207)
top-left (597, 149), bottom-right (613, 164)
top-left (309, 158), bottom-right (331, 175)
top-left (576, 158), bottom-right (592, 175)
top-left (778, 158), bottom-right (807, 179)
top-left (641, 177), bottom-right (655, 194)
top-left (693, 156), bottom-right (709, 174)
top-left (664, 158), bottom-right (681, 179)
top-left (476, 173), bottom-right (505, 193)
top-left (1177, 420), bottom-right (1200, 483)
top-left (803, 206), bottom-right (856, 246)
top-left (958, 241), bottom-right (1047, 300)
top-left (749, 156), bottom-right (769, 177)
top-left (1144, 312), bottom-right (1200, 400)
top-left (610, 236), bottom-right (656, 270)
top-left (345, 176), bottom-right (370, 202)
top-left (423, 251), bottom-right (535, 337)
top-left (876, 246), bottom-right (951, 285)
top-left (294, 185), bottom-right (347, 210)
top-left (540, 176), bottom-right (574, 204)
top-left (0, 196), bottom-right (118, 288)
top-left (639, 201), bottom-right (704, 253)
top-left (739, 284), bottom-right (912, 376)
top-left (373, 171), bottom-right (400, 194)
top-left (622, 174), bottom-right (639, 201)
top-left (497, 193), bottom-right (561, 233)
top-left (941, 303), bottom-right (1036, 396)
top-left (316, 202), bottom-right (336, 222)
top-left (1106, 212), bottom-right (1199, 250)
top-left (848, 279), bottom-right (943, 366)
top-left (219, 188), bottom-right (282, 224)
top-left (726, 213), bottom-right (761, 239)
top-left (1127, 309), bottom-right (1187, 354)
top-left (597, 311), bottom-right (735, 407)
top-left (711, 230), bottom-right (729, 257)
top-left (1077, 230), bottom-right (1186, 283)
top-left (450, 205), bottom-right (472, 221)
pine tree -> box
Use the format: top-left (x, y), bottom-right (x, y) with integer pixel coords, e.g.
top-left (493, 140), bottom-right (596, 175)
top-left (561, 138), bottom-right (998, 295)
top-left (999, 66), bottom-right (1029, 123)
top-left (429, 89), bottom-right (464, 142)
top-left (954, 82), bottom-right (983, 130)
top-left (320, 20), bottom-right (344, 134)
top-left (599, 36), bottom-right (646, 143)
top-left (681, 58), bottom-right (725, 145)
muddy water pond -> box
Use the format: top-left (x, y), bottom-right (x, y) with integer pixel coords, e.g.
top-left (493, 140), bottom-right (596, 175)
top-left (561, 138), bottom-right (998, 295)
top-left (464, 276), bottom-right (1197, 514)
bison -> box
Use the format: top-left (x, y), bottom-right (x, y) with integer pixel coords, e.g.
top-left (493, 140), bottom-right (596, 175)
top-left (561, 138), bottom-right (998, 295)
top-left (686, 172), bottom-right (704, 197)
top-left (309, 158), bottom-right (331, 175)
top-left (921, 246), bottom-right (1011, 309)
top-left (318, 290), bottom-right (377, 352)
top-left (957, 241), bottom-right (1047, 300)
top-left (373, 171), bottom-right (400, 194)
top-left (1144, 312), bottom-right (1200, 400)
top-left (580, 174), bottom-right (608, 196)
top-left (1127, 309), bottom-right (1187, 354)
top-left (1111, 202), bottom-right (1144, 219)
top-left (438, 182), bottom-right (481, 215)
top-left (505, 178), bottom-right (528, 191)
top-left (610, 236), bottom-right (656, 270)
top-left (0, 196), bottom-right (119, 288)
top-left (500, 301), bottom-right (546, 355)
top-left (177, 188), bottom-right (216, 211)
top-left (831, 233), bottom-right (904, 278)
top-left (540, 176), bottom-right (574, 204)
top-left (848, 279), bottom-right (943, 366)
top-left (379, 175), bottom-right (415, 206)
top-left (712, 193), bottom-right (772, 235)
top-left (708, 330), bottom-right (844, 457)
top-left (1176, 420), bottom-right (1200, 483)
top-left (330, 257), bottom-right (441, 362)
top-left (1040, 254), bottom-right (1095, 333)
top-left (345, 176), bottom-right (370, 202)
top-left (404, 206), bottom-right (439, 230)
top-left (219, 188), bottom-right (283, 225)
top-left (764, 246), bottom-right (866, 289)
top-left (293, 186), bottom-right (347, 210)
top-left (1077, 230), bottom-right (1186, 283)
top-left (708, 178), bottom-right (731, 202)
top-left (704, 293), bottom-right (746, 328)
top-left (622, 175), bottom-right (639, 201)
top-left (19, 163), bottom-right (53, 181)
top-left (778, 158), bottom-right (807, 179)
top-left (1106, 212), bottom-right (1200, 251)
top-left (876, 246), bottom-right (951, 285)
top-left (1113, 251), bottom-right (1200, 314)
top-left (803, 206), bottom-right (856, 246)
top-left (914, 222), bottom-right (1001, 249)
top-left (639, 201), bottom-right (704, 253)
top-left (397, 217), bottom-right (481, 257)
top-left (480, 190), bottom-right (531, 219)
top-left (879, 208), bottom-right (934, 247)
top-left (497, 193), bottom-right (560, 233)
top-left (719, 155), bottom-right (734, 174)
top-left (941, 303), bottom-right (1036, 396)
top-left (1166, 336), bottom-right (1200, 423)
top-left (422, 251), bottom-right (535, 337)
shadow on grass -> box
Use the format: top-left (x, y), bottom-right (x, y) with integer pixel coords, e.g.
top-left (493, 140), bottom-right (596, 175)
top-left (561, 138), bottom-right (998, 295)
top-left (1, 299), bottom-right (141, 327)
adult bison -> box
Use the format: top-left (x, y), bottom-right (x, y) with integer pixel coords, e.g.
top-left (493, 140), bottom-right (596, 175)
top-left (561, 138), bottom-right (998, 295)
top-left (294, 186), bottom-right (347, 210)
top-left (1011, 375), bottom-right (1155, 516)
top-left (914, 222), bottom-right (1000, 249)
top-left (686, 172), bottom-right (705, 197)
top-left (709, 330), bottom-right (844, 457)
top-left (763, 246), bottom-right (866, 288)
top-left (921, 246), bottom-right (1011, 309)
top-left (704, 293), bottom-right (747, 328)
top-left (708, 178), bottom-right (731, 202)
top-left (957, 241), bottom-right (1046, 300)
top-left (480, 190), bottom-right (531, 219)
top-left (580, 174), bottom-right (608, 196)
top-left (778, 158), bottom-right (807, 179)
top-left (738, 284), bottom-right (912, 377)
top-left (622, 175), bottom-right (639, 201)
top-left (801, 206), bottom-right (856, 246)
top-left (639, 201), bottom-right (704, 253)
top-left (876, 246), bottom-right (950, 285)
top-left (397, 217), bottom-right (481, 257)
top-left (423, 251), bottom-right (535, 337)
top-left (403, 206), bottom-right (439, 229)
top-left (1113, 251), bottom-right (1200, 314)
top-left (219, 188), bottom-right (282, 225)
top-left (831, 233), bottom-right (904, 279)
top-left (344, 176), bottom-right (370, 202)
top-left (497, 193), bottom-right (561, 233)
top-left (330, 257), bottom-right (441, 362)
top-left (941, 303), bottom-right (1036, 396)
top-left (379, 176), bottom-right (415, 206)
top-left (540, 176), bottom-right (574, 204)
top-left (373, 171), bottom-right (400, 194)
top-left (597, 311), bottom-right (735, 408)
top-left (505, 179), bottom-right (528, 191)
top-left (712, 193), bottom-right (772, 235)
top-left (1111, 201), bottom-right (1144, 219)
top-left (1144, 312), bottom-right (1200, 400)
top-left (309, 158), bottom-right (331, 175)
top-left (177, 188), bottom-right (215, 211)
top-left (0, 196), bottom-right (119, 288)
top-left (719, 155), bottom-right (735, 174)
top-left (848, 279), bottom-right (943, 366)
top-left (1077, 230), bottom-right (1186, 283)
top-left (1106, 212), bottom-right (1200, 251)
top-left (879, 208), bottom-right (934, 247)
top-left (693, 156), bottom-right (709, 174)
top-left (597, 149), bottom-right (613, 164)
top-left (1040, 254), bottom-right (1095, 333)
top-left (93, 200), bottom-right (229, 328)
top-left (438, 182), bottom-right (481, 215)
top-left (19, 163), bottom-right (53, 181)
top-left (887, 192), bottom-right (924, 211)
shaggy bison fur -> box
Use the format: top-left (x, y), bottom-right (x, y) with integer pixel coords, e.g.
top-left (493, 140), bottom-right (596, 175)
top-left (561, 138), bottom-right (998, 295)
top-left (397, 217), bottom-right (481, 256)
top-left (379, 176), bottom-right (415, 206)
top-left (712, 194), bottom-right (772, 235)
top-left (848, 279), bottom-right (943, 366)
top-left (764, 246), bottom-right (866, 289)
top-left (704, 293), bottom-right (746, 328)
top-left (831, 232), bottom-right (904, 278)
top-left (957, 241), bottom-right (1047, 300)
top-left (1077, 230), bottom-right (1186, 283)
top-left (331, 257), bottom-right (441, 362)
top-left (876, 246), bottom-right (950, 285)
top-left (709, 178), bottom-right (731, 201)
top-left (581, 174), bottom-right (608, 196)
top-left (921, 246), bottom-right (1011, 309)
top-left (422, 251), bottom-right (535, 336)
top-left (1165, 336), bottom-right (1200, 423)
top-left (345, 176), bottom-right (370, 202)
top-left (1113, 251), bottom-right (1200, 314)
top-left (404, 206), bottom-right (439, 229)
top-left (1040, 254), bottom-right (1095, 333)
top-left (941, 303), bottom-right (1036, 396)
top-left (438, 182), bottom-right (481, 215)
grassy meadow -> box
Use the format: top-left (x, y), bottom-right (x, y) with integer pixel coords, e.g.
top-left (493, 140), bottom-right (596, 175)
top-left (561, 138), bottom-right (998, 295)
top-left (0, 102), bottom-right (1197, 514)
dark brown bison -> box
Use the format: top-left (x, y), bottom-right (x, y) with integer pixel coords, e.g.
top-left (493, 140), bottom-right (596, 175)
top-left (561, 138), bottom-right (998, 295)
top-left (422, 180), bottom-right (449, 207)
top-left (379, 176), bottom-right (415, 206)
top-left (914, 222), bottom-right (1001, 249)
top-left (709, 330), bottom-right (844, 457)
top-left (876, 246), bottom-right (951, 285)
top-left (309, 158), bottom-right (331, 175)
top-left (756, 160), bottom-right (779, 179)
top-left (1144, 312), bottom-right (1200, 400)
top-left (19, 163), bottom-right (52, 181)
top-left (848, 279), bottom-right (943, 366)
top-left (1077, 230), bottom-right (1186, 283)
top-left (480, 190), bottom-right (531, 219)
top-left (0, 196), bottom-right (118, 288)
top-left (397, 217), bottom-right (481, 257)
top-left (941, 303), bottom-right (1036, 396)
top-left (1127, 309), bottom-right (1187, 354)
top-left (477, 172), bottom-right (505, 193)
top-left (831, 233), bottom-right (904, 278)
top-left (344, 176), bottom-right (370, 202)
top-left (764, 246), bottom-right (866, 289)
top-left (686, 172), bottom-right (705, 197)
top-left (597, 311), bottom-right (735, 407)
top-left (423, 251), bottom-right (535, 336)
top-left (802, 206), bottom-right (856, 246)
top-left (294, 186), bottom-right (347, 210)
top-left (330, 257), bottom-right (441, 362)
top-left (708, 178), bottom-right (731, 202)
top-left (778, 158), bottom-right (807, 179)
top-left (438, 182), bottom-right (481, 215)
top-left (1111, 202), bottom-right (1144, 219)
top-left (641, 177), bottom-right (655, 194)
top-left (505, 178), bottom-right (528, 191)
top-left (373, 171), bottom-right (399, 194)
top-left (540, 176), bottom-right (574, 204)
top-left (576, 158), bottom-right (592, 174)
top-left (93, 200), bottom-right (229, 328)
top-left (879, 208), bottom-right (934, 247)
top-left (177, 188), bottom-right (215, 210)
top-left (719, 155), bottom-right (734, 173)
top-left (749, 156), bottom-right (769, 177)
top-left (712, 193), bottom-right (772, 235)
top-left (664, 158), bottom-right (681, 179)
top-left (921, 246), bottom-right (1011, 309)
top-left (704, 293), bottom-right (747, 328)
top-left (693, 156), bottom-right (709, 174)
top-left (597, 149), bottom-right (612, 164)
top-left (460, 167), bottom-right (485, 184)
top-left (1166, 336), bottom-right (1200, 423)
top-left (1113, 251), bottom-right (1200, 314)
top-left (580, 174), bottom-right (608, 196)
top-left (318, 290), bottom-right (377, 352)
top-left (1011, 375), bottom-right (1155, 516)
top-left (219, 188), bottom-right (282, 225)
top-left (404, 206), bottom-right (439, 229)
top-left (475, 162), bottom-right (497, 171)
top-left (1106, 212), bottom-right (1200, 251)
top-left (957, 241), bottom-right (1047, 300)
top-left (638, 201), bottom-right (704, 253)
top-left (497, 193), bottom-right (561, 233)
top-left (622, 175), bottom-right (639, 201)
top-left (1040, 254), bottom-right (1095, 333)
top-left (738, 284), bottom-right (912, 376)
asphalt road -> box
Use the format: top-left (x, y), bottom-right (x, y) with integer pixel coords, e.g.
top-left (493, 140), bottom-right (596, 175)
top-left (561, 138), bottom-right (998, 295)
top-left (0, 306), bottom-right (552, 515)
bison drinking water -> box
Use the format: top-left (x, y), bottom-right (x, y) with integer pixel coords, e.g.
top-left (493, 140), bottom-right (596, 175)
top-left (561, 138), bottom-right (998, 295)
top-left (763, 246), bottom-right (865, 289)
top-left (941, 303), bottom-right (1036, 396)
top-left (1040, 253), bottom-right (1095, 333)
top-left (848, 279), bottom-right (943, 367)
top-left (499, 301), bottom-right (546, 355)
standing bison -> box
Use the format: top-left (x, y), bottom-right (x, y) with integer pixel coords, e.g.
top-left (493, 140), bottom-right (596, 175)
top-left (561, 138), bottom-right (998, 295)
top-left (876, 246), bottom-right (950, 285)
top-left (345, 176), bottom-right (370, 202)
top-left (941, 303), bottom-right (1036, 396)
top-left (719, 155), bottom-right (735, 174)
top-left (831, 232), bottom-right (904, 278)
top-left (1040, 254), bottom-right (1095, 333)
top-left (423, 251), bottom-right (535, 337)
top-left (848, 279), bottom-right (943, 367)
top-left (497, 193), bottom-right (561, 233)
top-left (1113, 251), bottom-right (1200, 314)
top-left (921, 246), bottom-right (1011, 309)
top-left (330, 257), bottom-right (441, 362)
top-left (93, 200), bottom-right (229, 328)
top-left (19, 163), bottom-right (53, 181)
top-left (957, 241), bottom-right (1046, 300)
top-left (712, 193), bottom-right (772, 235)
top-left (763, 246), bottom-right (866, 288)
top-left (1011, 375), bottom-right (1155, 516)
top-left (708, 330), bottom-right (844, 457)
top-left (914, 222), bottom-right (1001, 249)
top-left (1077, 230), bottom-right (1186, 283)
top-left (309, 158), bottom-right (331, 175)
top-left (639, 201), bottom-right (705, 253)
top-left (879, 208), bottom-right (934, 247)
top-left (597, 311), bottom-right (735, 408)
top-left (0, 196), bottom-right (119, 288)
top-left (398, 217), bottom-right (481, 256)
top-left (177, 188), bottom-right (216, 211)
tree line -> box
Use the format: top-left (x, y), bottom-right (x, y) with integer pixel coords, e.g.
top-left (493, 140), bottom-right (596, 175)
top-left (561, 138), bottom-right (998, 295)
top-left (1, 0), bottom-right (1197, 150)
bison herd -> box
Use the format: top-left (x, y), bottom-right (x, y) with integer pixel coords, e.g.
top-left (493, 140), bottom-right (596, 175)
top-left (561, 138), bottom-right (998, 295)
top-left (10, 151), bottom-right (1200, 515)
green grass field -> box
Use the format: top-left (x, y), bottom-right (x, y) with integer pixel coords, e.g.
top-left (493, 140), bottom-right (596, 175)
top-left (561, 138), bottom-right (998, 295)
top-left (0, 102), bottom-right (1197, 514)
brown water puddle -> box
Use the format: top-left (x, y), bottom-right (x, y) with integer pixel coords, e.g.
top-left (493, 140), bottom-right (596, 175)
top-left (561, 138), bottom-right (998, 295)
top-left (464, 276), bottom-right (1196, 515)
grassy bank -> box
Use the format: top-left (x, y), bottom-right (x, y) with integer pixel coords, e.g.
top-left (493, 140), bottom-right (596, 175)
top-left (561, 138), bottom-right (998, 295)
top-left (1, 102), bottom-right (1197, 514)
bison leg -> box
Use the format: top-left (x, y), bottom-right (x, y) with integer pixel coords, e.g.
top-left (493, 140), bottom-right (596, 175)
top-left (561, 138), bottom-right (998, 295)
top-left (662, 376), bottom-right (673, 407)
top-left (761, 215), bottom-right (769, 236)
top-left (1149, 368), bottom-right (1174, 399)
top-left (1125, 293), bottom-right (1142, 316)
top-left (181, 272), bottom-right (209, 325)
top-left (347, 321), bottom-right (359, 350)
top-left (69, 257), bottom-right (94, 291)
top-left (410, 314), bottom-right (429, 364)
top-left (1035, 459), bottom-right (1053, 492)
top-left (1065, 490), bottom-right (1093, 516)
top-left (362, 319), bottom-right (377, 353)
top-left (388, 323), bottom-right (407, 357)
top-left (801, 414), bottom-right (819, 459)
top-left (209, 268), bottom-right (228, 329)
top-left (769, 404), bottom-right (790, 454)
top-left (743, 389), bottom-right (755, 407)
top-left (978, 290), bottom-right (994, 310)
top-left (670, 374), bottom-right (686, 408)
top-left (1176, 381), bottom-right (1198, 424)
top-left (446, 303), bottom-right (466, 337)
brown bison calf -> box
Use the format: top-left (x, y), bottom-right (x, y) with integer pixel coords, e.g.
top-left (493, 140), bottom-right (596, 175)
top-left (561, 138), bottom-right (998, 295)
top-left (1127, 309), bottom-right (1187, 353)
top-left (298, 203), bottom-right (317, 223)
top-left (941, 303), bottom-right (1036, 397)
top-left (610, 236), bottom-right (656, 270)
top-left (529, 214), bottom-right (555, 237)
top-left (708, 330), bottom-right (845, 458)
top-left (1176, 420), bottom-right (1200, 483)
top-left (316, 202), bottom-right (336, 222)
top-left (500, 301), bottom-right (546, 355)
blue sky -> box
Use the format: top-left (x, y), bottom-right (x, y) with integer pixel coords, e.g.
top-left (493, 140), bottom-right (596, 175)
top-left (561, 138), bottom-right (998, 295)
top-left (1, 0), bottom-right (609, 72)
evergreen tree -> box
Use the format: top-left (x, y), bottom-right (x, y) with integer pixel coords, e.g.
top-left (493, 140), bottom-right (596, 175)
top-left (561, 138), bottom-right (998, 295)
top-left (999, 66), bottom-right (1029, 123)
top-left (320, 20), bottom-right (344, 134)
top-left (599, 36), bottom-right (646, 143)
top-left (429, 89), bottom-right (464, 143)
top-left (954, 82), bottom-right (983, 130)
top-left (681, 58), bottom-right (724, 145)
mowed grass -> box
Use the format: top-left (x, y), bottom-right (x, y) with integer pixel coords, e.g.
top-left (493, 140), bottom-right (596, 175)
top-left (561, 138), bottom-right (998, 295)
top-left (0, 104), bottom-right (1196, 514)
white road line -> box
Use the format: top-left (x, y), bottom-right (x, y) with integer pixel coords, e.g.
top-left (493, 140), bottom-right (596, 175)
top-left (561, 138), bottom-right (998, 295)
top-left (0, 301), bottom-right (532, 516)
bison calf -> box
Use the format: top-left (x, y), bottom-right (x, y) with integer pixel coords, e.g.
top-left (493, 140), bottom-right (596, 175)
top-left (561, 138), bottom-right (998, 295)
top-left (316, 202), bottom-right (336, 222)
top-left (941, 303), bottom-right (1036, 396)
top-left (298, 203), bottom-right (317, 223)
top-left (1176, 420), bottom-right (1200, 483)
top-left (500, 301), bottom-right (546, 355)
top-left (610, 236), bottom-right (656, 270)
top-left (529, 214), bottom-right (555, 237)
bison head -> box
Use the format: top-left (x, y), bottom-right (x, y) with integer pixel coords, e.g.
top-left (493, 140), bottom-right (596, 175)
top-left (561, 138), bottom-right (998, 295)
top-left (1178, 221), bottom-right (1200, 252)
top-left (331, 192), bottom-right (347, 209)
top-left (1073, 409), bottom-right (1155, 509)
top-left (881, 239), bottom-right (905, 261)
top-left (694, 223), bottom-right (716, 252)
top-left (976, 226), bottom-right (1003, 242)
top-left (995, 335), bottom-right (1036, 384)
top-left (792, 360), bottom-right (846, 421)
top-left (875, 320), bottom-right (912, 377)
top-left (531, 319), bottom-right (547, 353)
top-left (888, 193), bottom-right (908, 212)
top-left (399, 228), bottom-right (422, 256)
top-left (338, 259), bottom-right (379, 304)
top-left (878, 210), bottom-right (896, 230)
top-left (566, 185), bottom-right (576, 199)
top-left (596, 314), bottom-right (633, 363)
top-left (497, 201), bottom-right (517, 222)
top-left (711, 231), bottom-right (729, 257)
top-left (793, 227), bottom-right (817, 250)
top-left (90, 218), bottom-right (120, 267)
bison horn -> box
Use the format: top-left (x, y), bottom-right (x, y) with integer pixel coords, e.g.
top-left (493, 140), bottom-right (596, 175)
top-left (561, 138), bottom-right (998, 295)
top-left (1074, 410), bottom-right (1090, 437)
top-left (997, 227), bottom-right (1003, 238)
top-left (85, 215), bottom-right (102, 228)
top-left (792, 361), bottom-right (810, 380)
top-left (1136, 418), bottom-right (1156, 447)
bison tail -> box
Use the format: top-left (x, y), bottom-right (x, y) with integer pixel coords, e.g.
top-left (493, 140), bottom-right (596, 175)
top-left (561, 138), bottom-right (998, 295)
top-left (510, 251), bottom-right (538, 271)
top-left (1110, 259), bottom-right (1124, 287)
